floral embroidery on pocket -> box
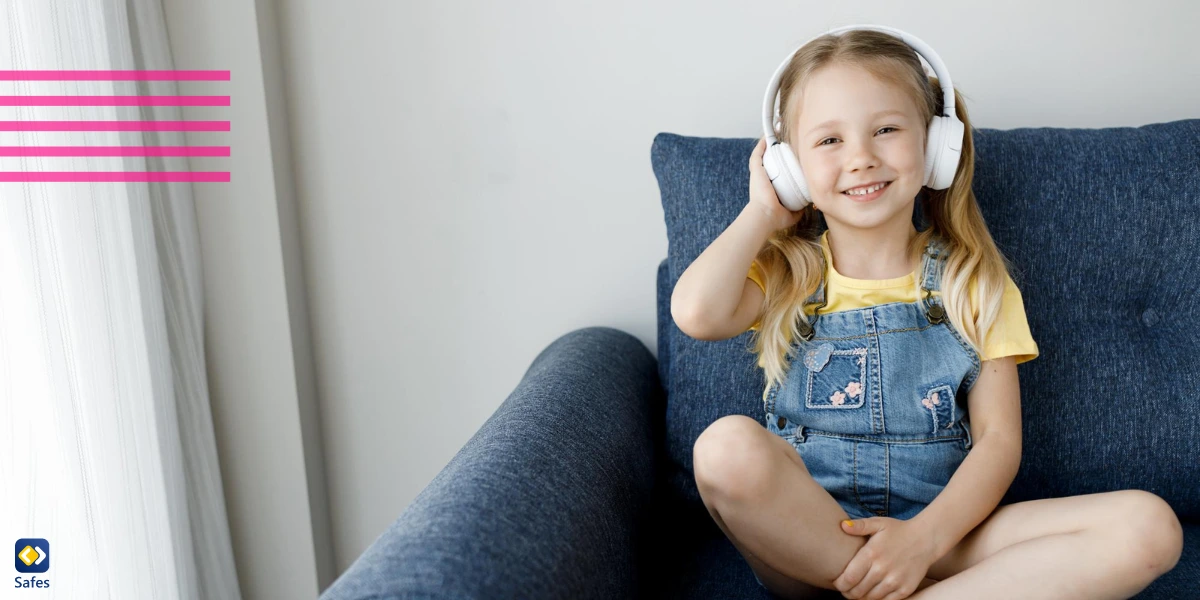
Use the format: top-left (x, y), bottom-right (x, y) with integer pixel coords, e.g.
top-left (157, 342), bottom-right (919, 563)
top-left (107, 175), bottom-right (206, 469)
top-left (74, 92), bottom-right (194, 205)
top-left (920, 391), bottom-right (940, 409)
top-left (806, 347), bottom-right (868, 409)
top-left (920, 384), bottom-right (956, 433)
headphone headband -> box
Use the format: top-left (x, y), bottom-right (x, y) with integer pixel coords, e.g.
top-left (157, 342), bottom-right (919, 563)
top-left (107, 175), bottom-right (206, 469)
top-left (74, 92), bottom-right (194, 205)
top-left (761, 24), bottom-right (956, 145)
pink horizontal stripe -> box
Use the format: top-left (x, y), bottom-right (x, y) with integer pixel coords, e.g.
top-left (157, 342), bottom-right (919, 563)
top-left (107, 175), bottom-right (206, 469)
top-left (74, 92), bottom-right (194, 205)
top-left (0, 172), bottom-right (230, 182)
top-left (0, 121), bottom-right (229, 131)
top-left (0, 96), bottom-right (229, 106)
top-left (0, 146), bottom-right (230, 157)
top-left (0, 70), bottom-right (230, 80)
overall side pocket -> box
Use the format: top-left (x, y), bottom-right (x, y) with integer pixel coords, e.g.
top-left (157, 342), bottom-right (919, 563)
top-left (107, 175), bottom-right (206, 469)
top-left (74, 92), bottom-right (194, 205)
top-left (919, 383), bottom-right (956, 434)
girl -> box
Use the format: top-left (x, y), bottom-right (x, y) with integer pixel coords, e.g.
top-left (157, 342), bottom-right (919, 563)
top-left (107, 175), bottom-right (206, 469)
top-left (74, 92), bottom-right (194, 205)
top-left (671, 27), bottom-right (1183, 600)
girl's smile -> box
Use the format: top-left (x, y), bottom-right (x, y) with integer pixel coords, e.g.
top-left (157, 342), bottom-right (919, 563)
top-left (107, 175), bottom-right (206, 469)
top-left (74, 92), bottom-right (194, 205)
top-left (842, 180), bottom-right (893, 203)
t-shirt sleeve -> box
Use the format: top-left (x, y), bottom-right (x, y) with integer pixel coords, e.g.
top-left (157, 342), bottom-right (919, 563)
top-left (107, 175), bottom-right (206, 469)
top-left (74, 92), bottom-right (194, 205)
top-left (747, 260), bottom-right (766, 294)
top-left (746, 260), bottom-right (766, 332)
top-left (978, 273), bottom-right (1039, 365)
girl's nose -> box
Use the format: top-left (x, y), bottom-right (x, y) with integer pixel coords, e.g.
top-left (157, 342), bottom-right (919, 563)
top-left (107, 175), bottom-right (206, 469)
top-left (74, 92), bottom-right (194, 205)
top-left (846, 144), bottom-right (881, 171)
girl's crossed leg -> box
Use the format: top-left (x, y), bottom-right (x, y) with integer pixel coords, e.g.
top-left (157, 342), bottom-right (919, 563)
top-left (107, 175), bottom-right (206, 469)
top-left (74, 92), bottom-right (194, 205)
top-left (694, 415), bottom-right (1184, 600)
top-left (693, 415), bottom-right (941, 599)
top-left (912, 487), bottom-right (1183, 599)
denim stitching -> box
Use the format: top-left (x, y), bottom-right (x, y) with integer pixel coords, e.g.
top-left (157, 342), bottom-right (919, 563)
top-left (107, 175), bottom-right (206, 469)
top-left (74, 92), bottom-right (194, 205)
top-left (809, 323), bottom-right (938, 342)
top-left (801, 429), bottom-right (966, 443)
top-left (884, 442), bottom-right (890, 516)
top-left (865, 307), bottom-right (884, 435)
top-left (946, 386), bottom-right (955, 429)
top-left (853, 441), bottom-right (865, 508)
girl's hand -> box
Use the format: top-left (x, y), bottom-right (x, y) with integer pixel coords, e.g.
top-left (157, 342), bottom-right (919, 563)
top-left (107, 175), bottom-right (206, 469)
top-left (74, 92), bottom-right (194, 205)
top-left (833, 517), bottom-right (939, 600)
top-left (749, 137), bottom-right (806, 231)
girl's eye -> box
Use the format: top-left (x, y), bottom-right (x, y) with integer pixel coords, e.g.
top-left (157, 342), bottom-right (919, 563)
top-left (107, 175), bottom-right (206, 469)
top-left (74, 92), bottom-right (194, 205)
top-left (817, 127), bottom-right (898, 146)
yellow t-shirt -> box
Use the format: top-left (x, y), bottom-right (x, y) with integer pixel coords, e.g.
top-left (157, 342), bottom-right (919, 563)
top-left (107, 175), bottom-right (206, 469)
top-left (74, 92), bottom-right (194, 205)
top-left (746, 231), bottom-right (1039, 365)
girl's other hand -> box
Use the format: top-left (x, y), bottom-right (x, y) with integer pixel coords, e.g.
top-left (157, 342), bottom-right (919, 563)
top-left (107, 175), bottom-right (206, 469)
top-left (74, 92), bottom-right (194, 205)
top-left (749, 137), bottom-right (807, 231)
top-left (833, 516), bottom-right (940, 600)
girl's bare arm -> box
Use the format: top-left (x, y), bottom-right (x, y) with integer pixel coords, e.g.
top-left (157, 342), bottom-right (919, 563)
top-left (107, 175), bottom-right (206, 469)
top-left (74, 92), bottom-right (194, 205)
top-left (671, 203), bottom-right (775, 341)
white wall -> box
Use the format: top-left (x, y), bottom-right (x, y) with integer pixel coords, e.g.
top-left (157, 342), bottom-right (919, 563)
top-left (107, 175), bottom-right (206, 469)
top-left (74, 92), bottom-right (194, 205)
top-left (161, 0), bottom-right (333, 597)
top-left (256, 0), bottom-right (1199, 588)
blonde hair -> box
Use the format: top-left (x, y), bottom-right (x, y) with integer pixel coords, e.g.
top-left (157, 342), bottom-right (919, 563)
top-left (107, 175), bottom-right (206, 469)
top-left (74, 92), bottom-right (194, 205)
top-left (750, 29), bottom-right (1017, 393)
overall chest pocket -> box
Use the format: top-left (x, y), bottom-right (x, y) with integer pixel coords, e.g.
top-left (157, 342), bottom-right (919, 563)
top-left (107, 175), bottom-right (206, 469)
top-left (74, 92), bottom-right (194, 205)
top-left (803, 343), bottom-right (869, 409)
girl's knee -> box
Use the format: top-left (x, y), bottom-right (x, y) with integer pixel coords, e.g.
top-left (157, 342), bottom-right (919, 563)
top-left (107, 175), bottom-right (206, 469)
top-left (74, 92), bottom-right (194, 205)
top-left (1108, 490), bottom-right (1183, 576)
top-left (694, 415), bottom-right (767, 460)
top-left (693, 417), bottom-right (776, 502)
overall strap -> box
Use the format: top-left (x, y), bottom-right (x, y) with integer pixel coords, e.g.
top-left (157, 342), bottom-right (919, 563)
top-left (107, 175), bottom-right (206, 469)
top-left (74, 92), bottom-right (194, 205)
top-left (920, 235), bottom-right (949, 324)
top-left (796, 246), bottom-right (829, 341)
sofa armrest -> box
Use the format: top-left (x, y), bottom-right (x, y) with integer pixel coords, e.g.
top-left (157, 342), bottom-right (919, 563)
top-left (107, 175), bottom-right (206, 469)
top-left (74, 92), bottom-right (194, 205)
top-left (320, 326), bottom-right (664, 600)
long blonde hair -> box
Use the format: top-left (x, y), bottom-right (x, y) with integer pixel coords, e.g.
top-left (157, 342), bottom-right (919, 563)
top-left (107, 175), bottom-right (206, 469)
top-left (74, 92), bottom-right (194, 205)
top-left (750, 29), bottom-right (1017, 392)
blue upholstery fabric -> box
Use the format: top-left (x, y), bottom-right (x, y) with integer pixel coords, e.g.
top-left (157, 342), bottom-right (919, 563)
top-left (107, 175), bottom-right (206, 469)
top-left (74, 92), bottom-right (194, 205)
top-left (650, 122), bottom-right (1200, 521)
top-left (320, 327), bottom-right (665, 600)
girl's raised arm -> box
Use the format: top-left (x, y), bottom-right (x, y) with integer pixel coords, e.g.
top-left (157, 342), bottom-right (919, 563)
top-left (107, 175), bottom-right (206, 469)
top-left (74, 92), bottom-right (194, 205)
top-left (671, 204), bottom-right (774, 340)
top-left (670, 138), bottom-right (803, 341)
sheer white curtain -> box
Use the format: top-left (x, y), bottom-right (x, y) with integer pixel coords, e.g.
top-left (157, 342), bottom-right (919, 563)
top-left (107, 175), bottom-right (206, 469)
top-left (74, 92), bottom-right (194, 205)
top-left (0, 0), bottom-right (239, 598)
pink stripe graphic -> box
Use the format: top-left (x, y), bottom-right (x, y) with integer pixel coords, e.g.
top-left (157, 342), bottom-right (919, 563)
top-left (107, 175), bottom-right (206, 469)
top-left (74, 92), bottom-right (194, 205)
top-left (0, 146), bottom-right (230, 157)
top-left (0, 121), bottom-right (229, 131)
top-left (0, 96), bottom-right (229, 106)
top-left (0, 70), bottom-right (230, 80)
top-left (0, 172), bottom-right (230, 182)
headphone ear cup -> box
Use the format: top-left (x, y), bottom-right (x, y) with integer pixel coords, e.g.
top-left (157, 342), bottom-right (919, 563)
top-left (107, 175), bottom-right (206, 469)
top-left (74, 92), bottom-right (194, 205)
top-left (763, 142), bottom-right (811, 211)
top-left (924, 116), bottom-right (965, 190)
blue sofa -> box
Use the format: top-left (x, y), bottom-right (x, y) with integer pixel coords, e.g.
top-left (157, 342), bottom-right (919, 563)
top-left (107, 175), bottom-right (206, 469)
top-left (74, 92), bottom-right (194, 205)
top-left (320, 120), bottom-right (1199, 599)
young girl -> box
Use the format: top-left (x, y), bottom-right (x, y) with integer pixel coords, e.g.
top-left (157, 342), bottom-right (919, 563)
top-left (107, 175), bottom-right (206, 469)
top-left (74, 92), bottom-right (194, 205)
top-left (671, 25), bottom-right (1183, 600)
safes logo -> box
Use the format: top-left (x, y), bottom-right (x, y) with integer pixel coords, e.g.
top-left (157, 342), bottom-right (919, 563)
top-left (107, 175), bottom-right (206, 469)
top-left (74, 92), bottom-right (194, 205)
top-left (14, 538), bottom-right (50, 590)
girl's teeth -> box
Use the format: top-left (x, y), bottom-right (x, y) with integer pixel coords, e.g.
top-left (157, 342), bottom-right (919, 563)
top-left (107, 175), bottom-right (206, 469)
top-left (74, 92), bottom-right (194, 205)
top-left (846, 182), bottom-right (888, 195)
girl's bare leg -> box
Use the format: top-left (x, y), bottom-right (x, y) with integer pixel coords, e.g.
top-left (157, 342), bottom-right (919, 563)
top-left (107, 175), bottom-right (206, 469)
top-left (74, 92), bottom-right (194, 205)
top-left (693, 415), bottom-right (940, 598)
top-left (702, 497), bottom-right (835, 599)
top-left (911, 490), bottom-right (1184, 600)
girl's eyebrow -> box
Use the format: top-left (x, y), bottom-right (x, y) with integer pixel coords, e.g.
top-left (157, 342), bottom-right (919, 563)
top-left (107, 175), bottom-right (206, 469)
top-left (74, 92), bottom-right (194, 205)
top-left (808, 109), bottom-right (908, 134)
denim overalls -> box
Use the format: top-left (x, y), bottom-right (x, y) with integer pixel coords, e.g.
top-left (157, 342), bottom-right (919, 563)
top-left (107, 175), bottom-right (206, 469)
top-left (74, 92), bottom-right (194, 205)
top-left (762, 235), bottom-right (980, 522)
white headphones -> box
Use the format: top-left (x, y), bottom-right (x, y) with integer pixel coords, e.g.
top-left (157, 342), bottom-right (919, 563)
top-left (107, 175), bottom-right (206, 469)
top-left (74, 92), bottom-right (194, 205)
top-left (761, 24), bottom-right (965, 211)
